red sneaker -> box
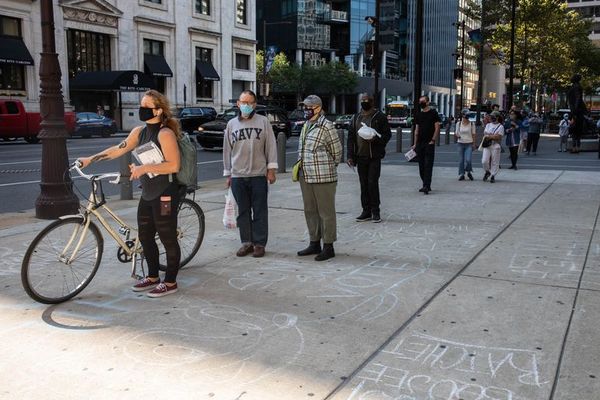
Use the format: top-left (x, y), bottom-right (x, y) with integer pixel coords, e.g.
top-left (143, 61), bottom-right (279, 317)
top-left (147, 282), bottom-right (178, 298)
top-left (132, 277), bottom-right (160, 292)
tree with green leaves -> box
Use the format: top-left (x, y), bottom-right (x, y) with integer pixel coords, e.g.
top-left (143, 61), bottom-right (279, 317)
top-left (466, 0), bottom-right (600, 109)
top-left (256, 51), bottom-right (358, 100)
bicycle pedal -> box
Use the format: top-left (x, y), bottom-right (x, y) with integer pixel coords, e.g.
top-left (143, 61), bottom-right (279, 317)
top-left (131, 273), bottom-right (144, 280)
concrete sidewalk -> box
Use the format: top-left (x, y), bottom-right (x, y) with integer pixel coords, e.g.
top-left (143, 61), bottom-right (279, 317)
top-left (1, 165), bottom-right (599, 400)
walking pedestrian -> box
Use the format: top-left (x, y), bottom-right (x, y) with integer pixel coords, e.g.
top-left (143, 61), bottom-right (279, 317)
top-left (567, 74), bottom-right (587, 154)
top-left (558, 114), bottom-right (570, 152)
top-left (296, 95), bottom-right (342, 261)
top-left (79, 90), bottom-right (183, 297)
top-left (347, 93), bottom-right (392, 223)
top-left (223, 90), bottom-right (278, 258)
top-left (526, 113), bottom-right (543, 155)
top-left (505, 110), bottom-right (522, 170)
top-left (481, 111), bottom-right (504, 183)
top-left (411, 96), bottom-right (441, 194)
top-left (455, 109), bottom-right (476, 181)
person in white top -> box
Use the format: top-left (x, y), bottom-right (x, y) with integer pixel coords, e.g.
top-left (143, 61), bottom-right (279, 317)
top-left (455, 109), bottom-right (476, 181)
top-left (558, 113), bottom-right (570, 152)
top-left (481, 111), bottom-right (504, 183)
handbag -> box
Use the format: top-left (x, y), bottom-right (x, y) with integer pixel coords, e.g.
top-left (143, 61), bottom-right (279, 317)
top-left (292, 159), bottom-right (302, 182)
top-left (481, 137), bottom-right (492, 148)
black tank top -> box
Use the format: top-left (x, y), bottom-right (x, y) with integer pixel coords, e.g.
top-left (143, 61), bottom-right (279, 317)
top-left (138, 123), bottom-right (172, 201)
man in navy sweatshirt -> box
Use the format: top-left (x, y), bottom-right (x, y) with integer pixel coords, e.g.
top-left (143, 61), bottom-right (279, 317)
top-left (223, 90), bottom-right (278, 258)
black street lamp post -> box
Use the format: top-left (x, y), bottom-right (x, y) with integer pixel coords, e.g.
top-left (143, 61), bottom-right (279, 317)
top-left (412, 0), bottom-right (424, 146)
top-left (452, 20), bottom-right (466, 113)
top-left (365, 0), bottom-right (381, 107)
top-left (508, 0), bottom-right (517, 110)
top-left (35, 0), bottom-right (79, 219)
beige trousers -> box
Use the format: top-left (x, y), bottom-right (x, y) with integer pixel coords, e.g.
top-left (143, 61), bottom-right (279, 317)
top-left (299, 176), bottom-right (337, 244)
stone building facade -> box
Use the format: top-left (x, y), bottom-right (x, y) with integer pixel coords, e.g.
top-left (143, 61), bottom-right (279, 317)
top-left (1, 0), bottom-right (256, 130)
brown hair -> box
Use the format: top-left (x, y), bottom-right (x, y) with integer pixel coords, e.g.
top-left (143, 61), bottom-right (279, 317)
top-left (143, 89), bottom-right (181, 139)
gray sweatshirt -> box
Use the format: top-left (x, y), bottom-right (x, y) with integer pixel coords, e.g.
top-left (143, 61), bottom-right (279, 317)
top-left (223, 113), bottom-right (278, 177)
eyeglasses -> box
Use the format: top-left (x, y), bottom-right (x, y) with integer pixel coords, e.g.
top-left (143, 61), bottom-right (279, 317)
top-left (238, 101), bottom-right (255, 106)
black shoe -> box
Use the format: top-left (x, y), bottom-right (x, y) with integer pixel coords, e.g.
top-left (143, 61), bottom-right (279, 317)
top-left (297, 241), bottom-right (321, 256)
top-left (513, 165), bottom-right (518, 170)
top-left (467, 172), bottom-right (474, 181)
top-left (508, 165), bottom-right (515, 170)
top-left (490, 176), bottom-right (495, 183)
top-left (355, 210), bottom-right (372, 222)
top-left (315, 243), bottom-right (335, 261)
top-left (372, 212), bottom-right (382, 223)
top-left (483, 171), bottom-right (490, 181)
top-left (423, 187), bottom-right (430, 195)
top-left (459, 175), bottom-right (465, 181)
top-left (418, 187), bottom-right (426, 192)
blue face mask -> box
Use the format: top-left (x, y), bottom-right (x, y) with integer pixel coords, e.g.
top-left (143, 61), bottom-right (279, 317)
top-left (239, 104), bottom-right (254, 116)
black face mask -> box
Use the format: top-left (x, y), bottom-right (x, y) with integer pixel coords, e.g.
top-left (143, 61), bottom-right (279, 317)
top-left (139, 107), bottom-right (156, 122)
top-left (360, 102), bottom-right (373, 111)
top-left (419, 102), bottom-right (427, 109)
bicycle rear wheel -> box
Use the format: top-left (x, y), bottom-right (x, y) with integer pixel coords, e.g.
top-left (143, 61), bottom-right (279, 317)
top-left (158, 198), bottom-right (205, 271)
top-left (21, 217), bottom-right (103, 304)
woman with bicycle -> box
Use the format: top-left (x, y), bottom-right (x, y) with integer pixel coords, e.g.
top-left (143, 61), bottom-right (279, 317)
top-left (78, 90), bottom-right (183, 298)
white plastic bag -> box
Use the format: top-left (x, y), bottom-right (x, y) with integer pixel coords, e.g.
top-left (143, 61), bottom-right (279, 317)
top-left (404, 148), bottom-right (417, 161)
top-left (223, 188), bottom-right (238, 229)
top-left (357, 122), bottom-right (381, 140)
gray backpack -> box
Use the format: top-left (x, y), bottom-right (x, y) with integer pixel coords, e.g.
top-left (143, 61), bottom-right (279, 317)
top-left (173, 132), bottom-right (198, 191)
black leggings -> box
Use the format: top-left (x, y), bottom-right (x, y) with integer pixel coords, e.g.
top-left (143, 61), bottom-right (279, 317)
top-left (509, 146), bottom-right (518, 167)
top-left (137, 185), bottom-right (182, 283)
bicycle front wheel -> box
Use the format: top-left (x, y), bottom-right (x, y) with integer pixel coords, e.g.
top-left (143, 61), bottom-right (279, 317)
top-left (158, 198), bottom-right (205, 271)
top-left (21, 217), bottom-right (104, 304)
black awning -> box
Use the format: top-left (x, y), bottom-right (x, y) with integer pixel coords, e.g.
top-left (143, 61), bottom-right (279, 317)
top-left (70, 70), bottom-right (155, 92)
top-left (0, 36), bottom-right (34, 65)
top-left (195, 61), bottom-right (220, 81)
top-left (144, 54), bottom-right (173, 77)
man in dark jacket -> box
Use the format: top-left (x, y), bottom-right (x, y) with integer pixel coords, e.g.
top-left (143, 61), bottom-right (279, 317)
top-left (567, 74), bottom-right (587, 153)
top-left (347, 93), bottom-right (392, 223)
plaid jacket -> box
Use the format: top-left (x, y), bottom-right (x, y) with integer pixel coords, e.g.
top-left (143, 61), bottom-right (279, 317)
top-left (298, 114), bottom-right (342, 184)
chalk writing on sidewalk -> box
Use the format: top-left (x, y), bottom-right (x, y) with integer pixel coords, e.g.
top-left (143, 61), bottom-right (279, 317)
top-left (346, 332), bottom-right (549, 400)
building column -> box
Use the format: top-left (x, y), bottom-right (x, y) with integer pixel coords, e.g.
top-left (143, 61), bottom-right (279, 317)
top-left (381, 50), bottom-right (387, 78)
top-left (296, 49), bottom-right (303, 66)
top-left (380, 87), bottom-right (386, 110)
top-left (330, 94), bottom-right (336, 114)
top-left (330, 50), bottom-right (336, 62)
top-left (358, 53), bottom-right (364, 76)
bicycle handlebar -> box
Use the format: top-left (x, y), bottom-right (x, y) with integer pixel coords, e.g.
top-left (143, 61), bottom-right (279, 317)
top-left (70, 161), bottom-right (121, 185)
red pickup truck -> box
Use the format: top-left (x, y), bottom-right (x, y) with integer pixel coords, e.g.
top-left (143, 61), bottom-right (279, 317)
top-left (0, 99), bottom-right (76, 143)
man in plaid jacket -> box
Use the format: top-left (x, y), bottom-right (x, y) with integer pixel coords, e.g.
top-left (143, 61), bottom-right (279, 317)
top-left (296, 95), bottom-right (342, 261)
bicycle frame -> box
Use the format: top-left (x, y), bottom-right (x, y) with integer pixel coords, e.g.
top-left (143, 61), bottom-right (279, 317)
top-left (63, 172), bottom-right (146, 280)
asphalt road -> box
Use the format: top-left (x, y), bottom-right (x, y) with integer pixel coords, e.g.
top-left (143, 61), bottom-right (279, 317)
top-left (0, 130), bottom-right (598, 214)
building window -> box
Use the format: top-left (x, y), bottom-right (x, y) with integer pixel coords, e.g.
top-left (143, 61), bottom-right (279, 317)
top-left (0, 15), bottom-right (21, 36)
top-left (144, 39), bottom-right (166, 93)
top-left (145, 0), bottom-right (162, 3)
top-left (235, 53), bottom-right (250, 70)
top-left (66, 29), bottom-right (111, 79)
top-left (196, 47), bottom-right (213, 99)
top-left (236, 0), bottom-right (247, 25)
top-left (0, 16), bottom-right (25, 91)
top-left (144, 39), bottom-right (164, 56)
top-left (195, 0), bottom-right (210, 15)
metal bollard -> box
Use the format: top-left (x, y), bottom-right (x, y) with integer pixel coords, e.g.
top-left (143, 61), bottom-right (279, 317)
top-left (120, 152), bottom-right (133, 200)
top-left (445, 127), bottom-right (450, 145)
top-left (338, 129), bottom-right (346, 163)
top-left (277, 132), bottom-right (286, 173)
top-left (396, 128), bottom-right (403, 153)
top-left (437, 131), bottom-right (441, 146)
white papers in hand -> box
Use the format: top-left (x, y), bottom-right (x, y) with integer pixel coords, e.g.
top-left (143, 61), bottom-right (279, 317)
top-left (404, 149), bottom-right (417, 161)
top-left (132, 141), bottom-right (164, 178)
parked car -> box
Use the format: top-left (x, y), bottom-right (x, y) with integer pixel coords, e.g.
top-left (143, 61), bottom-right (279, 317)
top-left (288, 109), bottom-right (306, 136)
top-left (74, 112), bottom-right (117, 138)
top-left (0, 99), bottom-right (75, 143)
top-left (334, 114), bottom-right (353, 130)
top-left (177, 107), bottom-right (217, 134)
top-left (195, 105), bottom-right (291, 149)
